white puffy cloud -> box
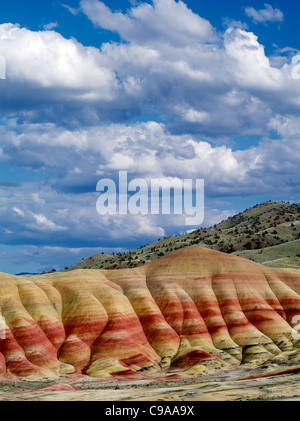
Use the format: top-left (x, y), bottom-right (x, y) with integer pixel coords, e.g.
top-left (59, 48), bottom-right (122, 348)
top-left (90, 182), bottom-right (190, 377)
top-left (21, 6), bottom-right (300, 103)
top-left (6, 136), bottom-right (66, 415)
top-left (224, 28), bottom-right (282, 89)
top-left (29, 212), bottom-right (67, 232)
top-left (0, 113), bottom-right (298, 271)
top-left (0, 0), bottom-right (299, 272)
top-left (0, 23), bottom-right (133, 126)
top-left (245, 4), bottom-right (284, 24)
top-left (0, 177), bottom-right (169, 251)
top-left (0, 4), bottom-right (299, 134)
top-left (1, 117), bottom-right (299, 200)
top-left (0, 24), bottom-right (116, 92)
top-left (80, 0), bottom-right (215, 46)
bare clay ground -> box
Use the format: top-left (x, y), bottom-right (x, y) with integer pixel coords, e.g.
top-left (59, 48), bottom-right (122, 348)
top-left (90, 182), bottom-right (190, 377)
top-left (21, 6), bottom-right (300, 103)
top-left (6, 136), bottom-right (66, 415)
top-left (1, 366), bottom-right (300, 401)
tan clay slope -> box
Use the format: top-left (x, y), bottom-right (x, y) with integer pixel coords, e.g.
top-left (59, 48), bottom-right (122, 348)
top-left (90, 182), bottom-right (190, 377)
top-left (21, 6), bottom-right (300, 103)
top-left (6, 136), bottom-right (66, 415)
top-left (0, 246), bottom-right (300, 379)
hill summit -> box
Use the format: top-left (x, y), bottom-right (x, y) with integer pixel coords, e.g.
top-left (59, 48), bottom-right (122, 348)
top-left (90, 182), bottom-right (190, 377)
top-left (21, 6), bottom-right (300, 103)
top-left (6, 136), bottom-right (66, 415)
top-left (67, 201), bottom-right (300, 272)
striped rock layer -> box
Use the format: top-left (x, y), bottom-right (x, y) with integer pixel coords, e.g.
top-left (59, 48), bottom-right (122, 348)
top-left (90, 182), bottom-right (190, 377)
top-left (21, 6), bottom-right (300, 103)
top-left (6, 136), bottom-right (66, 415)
top-left (0, 246), bottom-right (300, 379)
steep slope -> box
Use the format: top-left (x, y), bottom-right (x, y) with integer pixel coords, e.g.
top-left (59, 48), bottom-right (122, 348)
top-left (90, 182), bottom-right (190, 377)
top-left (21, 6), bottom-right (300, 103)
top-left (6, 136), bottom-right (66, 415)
top-left (1, 247), bottom-right (300, 380)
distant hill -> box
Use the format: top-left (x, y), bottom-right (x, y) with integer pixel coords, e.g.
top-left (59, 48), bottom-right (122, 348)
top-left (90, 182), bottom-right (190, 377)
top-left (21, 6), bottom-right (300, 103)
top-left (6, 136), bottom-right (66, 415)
top-left (68, 201), bottom-right (300, 271)
top-left (234, 239), bottom-right (300, 269)
top-left (15, 272), bottom-right (39, 276)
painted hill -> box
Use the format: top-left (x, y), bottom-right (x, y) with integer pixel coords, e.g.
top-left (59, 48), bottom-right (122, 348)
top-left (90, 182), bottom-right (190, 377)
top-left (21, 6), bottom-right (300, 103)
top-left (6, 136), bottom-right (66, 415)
top-left (67, 201), bottom-right (300, 271)
top-left (1, 246), bottom-right (300, 380)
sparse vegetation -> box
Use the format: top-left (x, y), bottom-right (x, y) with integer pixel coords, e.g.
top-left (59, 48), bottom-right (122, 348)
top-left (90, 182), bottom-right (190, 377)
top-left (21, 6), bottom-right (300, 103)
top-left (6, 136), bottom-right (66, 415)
top-left (65, 201), bottom-right (300, 271)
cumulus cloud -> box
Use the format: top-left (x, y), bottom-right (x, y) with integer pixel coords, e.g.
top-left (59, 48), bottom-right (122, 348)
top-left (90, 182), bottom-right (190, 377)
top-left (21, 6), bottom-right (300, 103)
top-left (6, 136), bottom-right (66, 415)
top-left (245, 4), bottom-right (284, 24)
top-left (0, 0), bottom-right (299, 272)
top-left (224, 28), bottom-right (282, 89)
top-left (0, 24), bottom-right (115, 91)
top-left (80, 0), bottom-right (215, 46)
top-left (0, 5), bottom-right (299, 134)
top-left (1, 117), bottom-right (299, 202)
top-left (0, 184), bottom-right (168, 252)
top-left (0, 23), bottom-right (133, 126)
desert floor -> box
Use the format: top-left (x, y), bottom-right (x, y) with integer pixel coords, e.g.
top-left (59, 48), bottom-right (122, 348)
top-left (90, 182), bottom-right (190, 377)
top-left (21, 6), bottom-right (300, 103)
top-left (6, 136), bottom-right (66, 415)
top-left (1, 366), bottom-right (300, 401)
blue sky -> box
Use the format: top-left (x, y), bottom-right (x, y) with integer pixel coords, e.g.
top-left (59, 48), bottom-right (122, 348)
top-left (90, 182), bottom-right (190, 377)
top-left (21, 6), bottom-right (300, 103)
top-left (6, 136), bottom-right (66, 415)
top-left (0, 0), bottom-right (299, 274)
